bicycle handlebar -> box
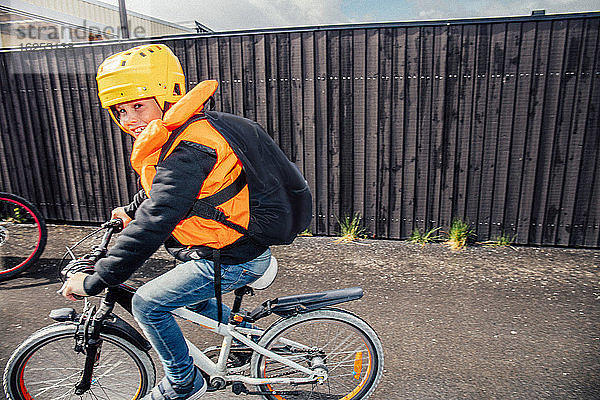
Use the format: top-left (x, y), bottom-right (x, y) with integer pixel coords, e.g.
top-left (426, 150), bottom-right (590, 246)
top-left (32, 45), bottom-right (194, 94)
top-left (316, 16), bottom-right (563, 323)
top-left (60, 218), bottom-right (124, 281)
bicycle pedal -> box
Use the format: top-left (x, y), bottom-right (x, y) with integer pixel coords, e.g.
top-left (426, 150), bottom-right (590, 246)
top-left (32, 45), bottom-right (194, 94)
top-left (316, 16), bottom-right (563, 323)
top-left (231, 381), bottom-right (249, 395)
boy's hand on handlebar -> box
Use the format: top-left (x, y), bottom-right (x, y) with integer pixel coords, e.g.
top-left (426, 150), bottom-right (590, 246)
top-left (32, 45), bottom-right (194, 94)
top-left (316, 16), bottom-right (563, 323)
top-left (111, 207), bottom-right (132, 228)
top-left (58, 272), bottom-right (90, 301)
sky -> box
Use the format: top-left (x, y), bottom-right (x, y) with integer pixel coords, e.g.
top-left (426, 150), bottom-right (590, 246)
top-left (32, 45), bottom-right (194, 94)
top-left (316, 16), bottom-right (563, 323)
top-left (102, 0), bottom-right (599, 32)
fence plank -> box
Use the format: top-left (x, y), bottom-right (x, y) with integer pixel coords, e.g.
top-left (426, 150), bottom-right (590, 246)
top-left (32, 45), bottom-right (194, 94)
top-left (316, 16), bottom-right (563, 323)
top-left (403, 26), bottom-right (420, 235)
top-left (253, 35), bottom-right (268, 130)
top-left (504, 22), bottom-right (535, 243)
top-left (388, 28), bottom-right (407, 239)
top-left (365, 29), bottom-right (379, 235)
top-left (535, 19), bottom-right (569, 244)
top-left (290, 32), bottom-right (304, 176)
top-left (559, 18), bottom-right (591, 245)
top-left (327, 30), bottom-right (341, 233)
top-left (301, 32), bottom-right (317, 234)
top-left (466, 23), bottom-right (491, 230)
top-left (580, 22), bottom-right (600, 246)
top-left (491, 21), bottom-right (521, 240)
top-left (242, 35), bottom-right (256, 121)
top-left (431, 25), bottom-right (448, 230)
top-left (377, 27), bottom-right (394, 238)
top-left (339, 29), bottom-right (354, 218)
top-left (455, 24), bottom-right (477, 221)
top-left (313, 30), bottom-right (329, 233)
top-left (350, 29), bottom-right (365, 219)
top-left (415, 26), bottom-right (433, 231)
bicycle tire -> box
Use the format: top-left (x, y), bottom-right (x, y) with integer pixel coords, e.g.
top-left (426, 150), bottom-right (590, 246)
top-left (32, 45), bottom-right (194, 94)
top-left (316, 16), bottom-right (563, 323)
top-left (0, 192), bottom-right (47, 281)
top-left (3, 323), bottom-right (156, 400)
top-left (250, 308), bottom-right (384, 400)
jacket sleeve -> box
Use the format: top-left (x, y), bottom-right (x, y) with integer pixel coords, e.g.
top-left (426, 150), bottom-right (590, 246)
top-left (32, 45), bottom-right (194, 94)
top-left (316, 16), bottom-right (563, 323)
top-left (84, 141), bottom-right (217, 295)
top-left (123, 189), bottom-right (148, 219)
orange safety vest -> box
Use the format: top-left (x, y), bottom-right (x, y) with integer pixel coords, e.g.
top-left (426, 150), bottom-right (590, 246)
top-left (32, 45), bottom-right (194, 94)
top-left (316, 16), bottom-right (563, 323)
top-left (128, 80), bottom-right (250, 249)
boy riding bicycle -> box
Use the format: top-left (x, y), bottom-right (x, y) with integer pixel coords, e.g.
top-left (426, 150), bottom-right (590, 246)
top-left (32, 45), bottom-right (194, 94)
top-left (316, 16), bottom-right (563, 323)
top-left (60, 44), bottom-right (283, 399)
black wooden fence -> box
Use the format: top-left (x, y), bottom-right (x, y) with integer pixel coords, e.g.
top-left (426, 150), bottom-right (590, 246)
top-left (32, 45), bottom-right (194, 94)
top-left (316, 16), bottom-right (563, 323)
top-left (1, 12), bottom-right (599, 247)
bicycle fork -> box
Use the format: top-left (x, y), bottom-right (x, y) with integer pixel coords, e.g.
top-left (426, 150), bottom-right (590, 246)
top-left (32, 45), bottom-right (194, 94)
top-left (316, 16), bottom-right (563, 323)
top-left (72, 293), bottom-right (117, 394)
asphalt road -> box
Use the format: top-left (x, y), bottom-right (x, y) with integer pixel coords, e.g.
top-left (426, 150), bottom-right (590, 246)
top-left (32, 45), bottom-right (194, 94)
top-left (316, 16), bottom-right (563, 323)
top-left (1, 225), bottom-right (599, 399)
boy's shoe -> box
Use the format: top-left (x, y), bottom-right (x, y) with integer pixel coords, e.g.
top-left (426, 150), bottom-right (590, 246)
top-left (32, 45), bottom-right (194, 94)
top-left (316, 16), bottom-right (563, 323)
top-left (141, 367), bottom-right (207, 400)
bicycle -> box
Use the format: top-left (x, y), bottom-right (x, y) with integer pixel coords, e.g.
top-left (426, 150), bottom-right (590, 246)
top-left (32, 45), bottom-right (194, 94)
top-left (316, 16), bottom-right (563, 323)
top-left (3, 219), bottom-right (384, 399)
top-left (0, 192), bottom-right (47, 281)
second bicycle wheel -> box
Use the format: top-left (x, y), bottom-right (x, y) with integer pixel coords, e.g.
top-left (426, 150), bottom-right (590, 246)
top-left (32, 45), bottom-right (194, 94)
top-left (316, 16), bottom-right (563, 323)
top-left (0, 192), bottom-right (47, 281)
top-left (251, 308), bottom-right (384, 400)
top-left (3, 323), bottom-right (156, 400)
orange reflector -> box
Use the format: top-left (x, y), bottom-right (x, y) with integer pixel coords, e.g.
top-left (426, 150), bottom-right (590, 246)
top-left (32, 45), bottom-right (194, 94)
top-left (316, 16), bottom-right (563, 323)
top-left (353, 351), bottom-right (363, 379)
top-left (233, 314), bottom-right (244, 322)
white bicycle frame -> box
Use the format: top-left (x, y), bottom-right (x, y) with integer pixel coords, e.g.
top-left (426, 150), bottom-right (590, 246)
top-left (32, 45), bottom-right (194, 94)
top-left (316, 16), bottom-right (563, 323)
top-left (171, 307), bottom-right (327, 387)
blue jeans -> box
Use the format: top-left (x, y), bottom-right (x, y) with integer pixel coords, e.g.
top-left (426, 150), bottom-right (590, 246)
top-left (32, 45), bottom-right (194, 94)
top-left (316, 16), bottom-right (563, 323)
top-left (131, 249), bottom-right (271, 386)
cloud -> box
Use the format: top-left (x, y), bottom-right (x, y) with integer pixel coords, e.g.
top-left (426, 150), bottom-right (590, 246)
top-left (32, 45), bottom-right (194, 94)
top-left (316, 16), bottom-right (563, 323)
top-left (113, 0), bottom-right (348, 31)
top-left (412, 0), bottom-right (597, 21)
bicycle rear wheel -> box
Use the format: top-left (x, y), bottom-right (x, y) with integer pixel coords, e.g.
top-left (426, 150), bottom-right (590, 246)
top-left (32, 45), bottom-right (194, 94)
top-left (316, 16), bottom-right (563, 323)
top-left (0, 192), bottom-right (47, 281)
top-left (250, 308), bottom-right (384, 400)
top-left (3, 323), bottom-right (155, 400)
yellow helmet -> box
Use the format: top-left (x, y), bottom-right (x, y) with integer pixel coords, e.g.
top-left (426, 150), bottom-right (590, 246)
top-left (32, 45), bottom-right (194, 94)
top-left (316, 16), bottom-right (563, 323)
top-left (96, 44), bottom-right (186, 111)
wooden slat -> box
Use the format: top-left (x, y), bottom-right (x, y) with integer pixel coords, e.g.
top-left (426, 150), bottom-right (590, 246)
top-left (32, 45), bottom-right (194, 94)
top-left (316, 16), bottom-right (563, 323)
top-left (388, 27), bottom-right (407, 238)
top-left (431, 25), bottom-right (448, 230)
top-left (290, 32), bottom-right (304, 170)
top-left (217, 37), bottom-right (233, 113)
top-left (364, 28), bottom-right (379, 236)
top-left (338, 29), bottom-right (354, 219)
top-left (350, 29), bottom-right (365, 219)
top-left (327, 30), bottom-right (341, 233)
top-left (230, 36), bottom-right (244, 116)
top-left (415, 26), bottom-right (433, 232)
top-left (195, 37), bottom-right (210, 81)
top-left (518, 21), bottom-right (550, 244)
top-left (478, 23), bottom-right (506, 241)
top-left (491, 22), bottom-right (521, 240)
top-left (264, 34), bottom-right (280, 145)
top-left (276, 33), bottom-right (293, 160)
top-left (535, 20), bottom-right (568, 244)
top-left (207, 37), bottom-right (221, 102)
top-left (454, 24), bottom-right (477, 221)
top-left (557, 18), bottom-right (589, 245)
top-left (504, 22), bottom-right (535, 243)
top-left (0, 54), bottom-right (22, 196)
top-left (580, 22), bottom-right (600, 246)
top-left (403, 26), bottom-right (420, 236)
top-left (569, 18), bottom-right (599, 246)
top-left (547, 19), bottom-right (582, 245)
top-left (465, 24), bottom-right (491, 230)
top-left (253, 35), bottom-right (268, 130)
top-left (377, 27), bottom-right (394, 238)
top-left (313, 30), bottom-right (329, 234)
top-left (301, 32), bottom-right (317, 234)
top-left (241, 35), bottom-right (256, 120)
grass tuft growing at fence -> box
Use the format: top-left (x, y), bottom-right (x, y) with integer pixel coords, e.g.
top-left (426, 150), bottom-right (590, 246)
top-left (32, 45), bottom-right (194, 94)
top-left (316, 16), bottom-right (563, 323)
top-left (444, 219), bottom-right (474, 251)
top-left (410, 227), bottom-right (442, 246)
top-left (334, 213), bottom-right (367, 243)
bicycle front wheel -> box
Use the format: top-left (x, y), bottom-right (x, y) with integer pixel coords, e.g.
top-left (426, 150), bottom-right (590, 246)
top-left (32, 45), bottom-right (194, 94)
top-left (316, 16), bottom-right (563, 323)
top-left (3, 323), bottom-right (156, 400)
top-left (0, 192), bottom-right (47, 281)
top-left (250, 308), bottom-right (384, 400)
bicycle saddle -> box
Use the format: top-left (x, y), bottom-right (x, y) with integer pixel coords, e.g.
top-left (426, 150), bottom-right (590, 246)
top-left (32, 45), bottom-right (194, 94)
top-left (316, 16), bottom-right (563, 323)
top-left (248, 255), bottom-right (278, 290)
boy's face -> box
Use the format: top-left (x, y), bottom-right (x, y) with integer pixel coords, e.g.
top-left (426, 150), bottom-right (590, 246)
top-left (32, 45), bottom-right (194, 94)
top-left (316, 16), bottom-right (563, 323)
top-left (114, 98), bottom-right (163, 138)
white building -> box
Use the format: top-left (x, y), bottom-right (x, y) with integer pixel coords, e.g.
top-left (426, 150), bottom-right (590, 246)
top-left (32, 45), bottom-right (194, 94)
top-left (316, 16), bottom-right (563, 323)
top-left (0, 0), bottom-right (201, 48)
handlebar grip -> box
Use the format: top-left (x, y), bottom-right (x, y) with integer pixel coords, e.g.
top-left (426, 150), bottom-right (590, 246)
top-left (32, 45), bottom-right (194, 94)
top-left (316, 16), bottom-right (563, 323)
top-left (101, 218), bottom-right (124, 232)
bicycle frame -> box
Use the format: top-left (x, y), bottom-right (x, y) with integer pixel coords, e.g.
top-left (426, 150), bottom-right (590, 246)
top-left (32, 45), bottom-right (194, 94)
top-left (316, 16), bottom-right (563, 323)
top-left (172, 307), bottom-right (324, 386)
